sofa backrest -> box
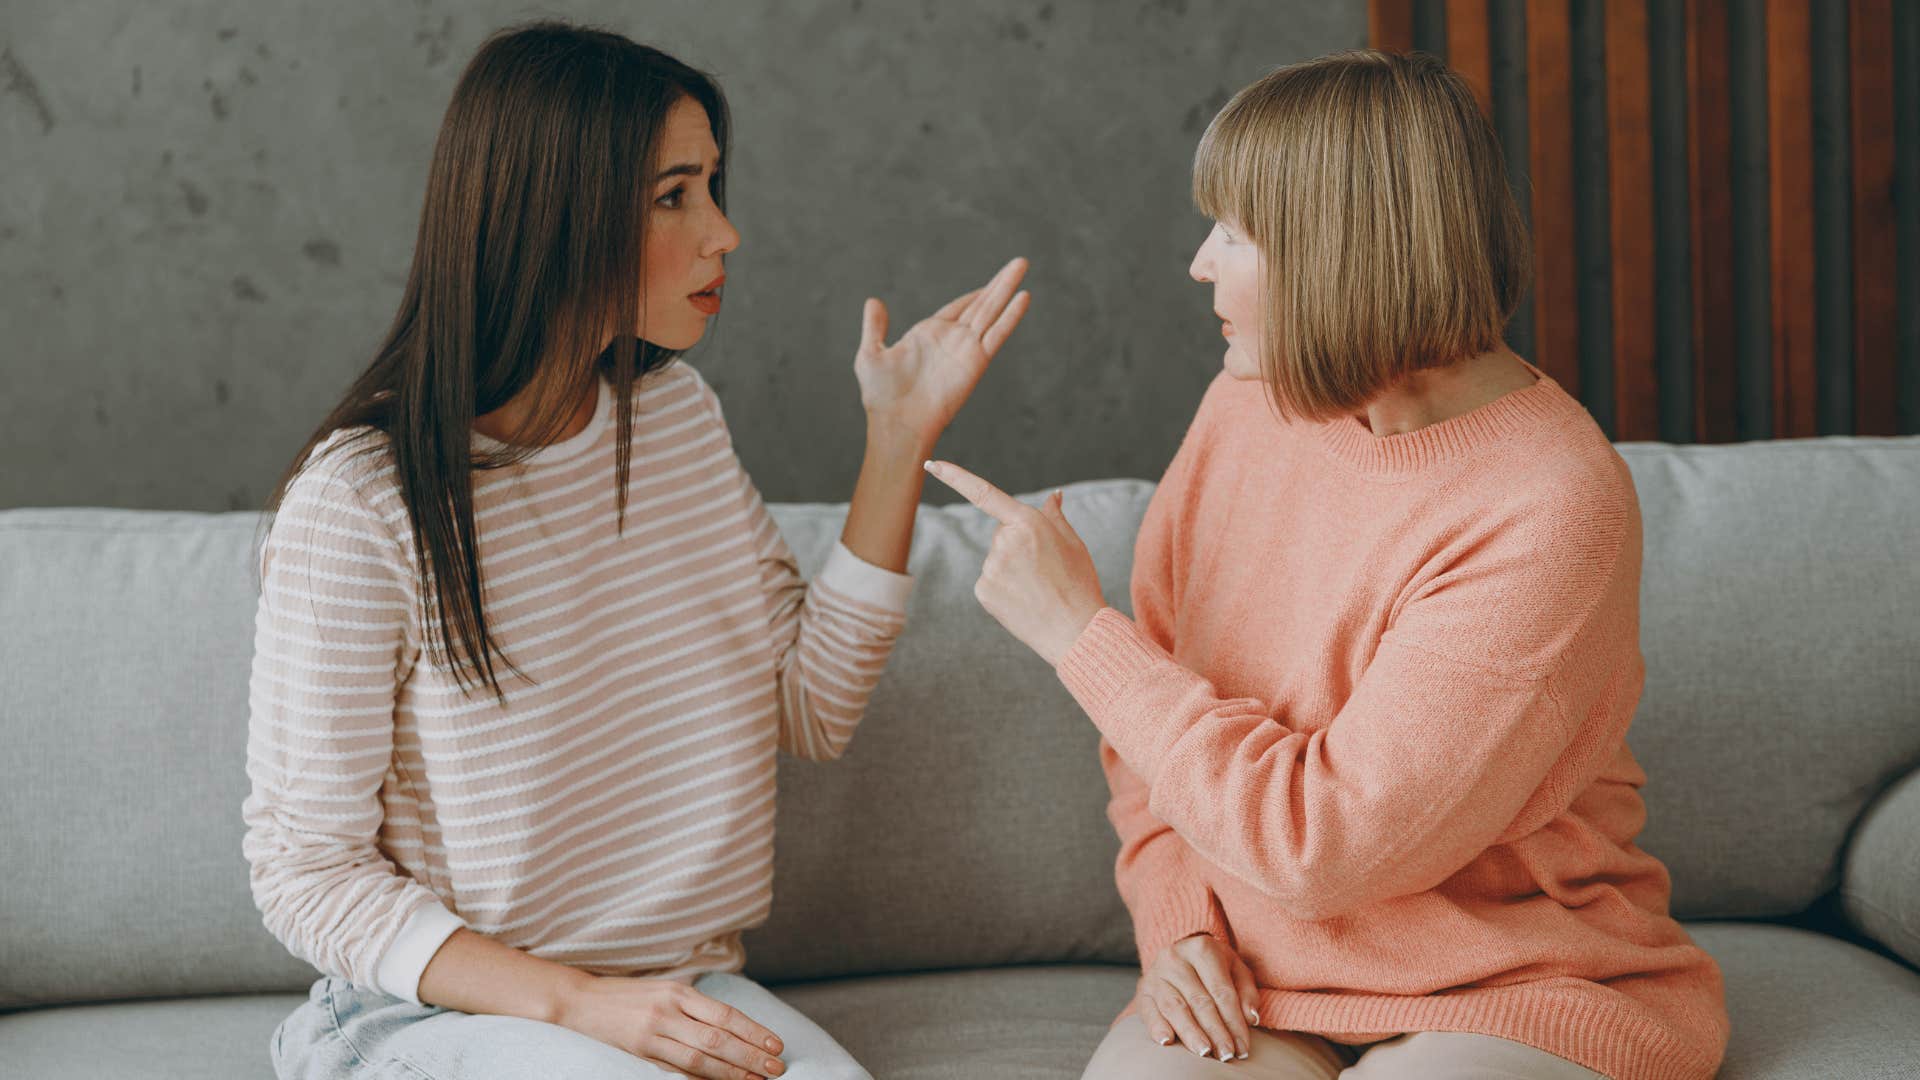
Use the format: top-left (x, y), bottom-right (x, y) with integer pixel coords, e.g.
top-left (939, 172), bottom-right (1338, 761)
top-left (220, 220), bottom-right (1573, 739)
top-left (3, 436), bottom-right (1917, 1007)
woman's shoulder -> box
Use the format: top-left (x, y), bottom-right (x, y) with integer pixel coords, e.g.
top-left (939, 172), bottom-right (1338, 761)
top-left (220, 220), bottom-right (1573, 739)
top-left (1505, 394), bottom-right (1640, 523)
top-left (279, 427), bottom-right (409, 541)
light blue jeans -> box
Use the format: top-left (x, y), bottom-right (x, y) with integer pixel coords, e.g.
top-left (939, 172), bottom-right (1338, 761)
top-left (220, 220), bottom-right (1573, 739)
top-left (271, 973), bottom-right (871, 1080)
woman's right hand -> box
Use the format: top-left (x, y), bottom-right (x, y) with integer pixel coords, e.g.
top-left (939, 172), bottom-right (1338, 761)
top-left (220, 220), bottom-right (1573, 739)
top-left (1134, 932), bottom-right (1261, 1062)
top-left (555, 974), bottom-right (788, 1079)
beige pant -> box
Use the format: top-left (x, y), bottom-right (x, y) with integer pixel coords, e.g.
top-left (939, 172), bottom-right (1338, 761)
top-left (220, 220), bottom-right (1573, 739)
top-left (1081, 1016), bottom-right (1606, 1079)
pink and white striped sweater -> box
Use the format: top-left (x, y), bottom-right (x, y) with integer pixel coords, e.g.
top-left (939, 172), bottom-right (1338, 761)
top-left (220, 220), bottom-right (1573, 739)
top-left (241, 360), bottom-right (912, 1005)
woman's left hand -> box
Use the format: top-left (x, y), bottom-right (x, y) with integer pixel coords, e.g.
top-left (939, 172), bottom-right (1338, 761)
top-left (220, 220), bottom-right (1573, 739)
top-left (922, 460), bottom-right (1106, 666)
top-left (855, 257), bottom-right (1031, 447)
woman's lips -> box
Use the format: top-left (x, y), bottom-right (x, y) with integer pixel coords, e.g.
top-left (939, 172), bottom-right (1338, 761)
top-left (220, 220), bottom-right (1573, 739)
top-left (689, 274), bottom-right (725, 316)
top-left (1221, 321), bottom-right (1234, 337)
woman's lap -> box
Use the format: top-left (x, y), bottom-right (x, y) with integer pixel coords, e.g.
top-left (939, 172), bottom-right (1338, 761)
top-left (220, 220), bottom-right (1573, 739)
top-left (271, 972), bottom-right (869, 1080)
top-left (1080, 1015), bottom-right (1605, 1080)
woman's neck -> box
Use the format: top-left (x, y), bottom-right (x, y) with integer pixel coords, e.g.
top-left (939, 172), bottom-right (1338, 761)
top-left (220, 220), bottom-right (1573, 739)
top-left (1356, 346), bottom-right (1539, 436)
top-left (472, 378), bottom-right (599, 447)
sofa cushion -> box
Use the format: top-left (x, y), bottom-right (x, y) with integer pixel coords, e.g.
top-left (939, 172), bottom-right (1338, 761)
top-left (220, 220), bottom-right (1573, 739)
top-left (741, 480), bottom-right (1151, 981)
top-left (0, 511), bottom-right (320, 1009)
top-left (1687, 922), bottom-right (1920, 1079)
top-left (3, 930), bottom-right (1917, 1079)
top-left (1618, 439), bottom-right (1920, 918)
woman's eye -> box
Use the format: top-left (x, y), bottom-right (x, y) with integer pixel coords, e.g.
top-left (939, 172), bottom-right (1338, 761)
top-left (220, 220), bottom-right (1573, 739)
top-left (656, 187), bottom-right (683, 209)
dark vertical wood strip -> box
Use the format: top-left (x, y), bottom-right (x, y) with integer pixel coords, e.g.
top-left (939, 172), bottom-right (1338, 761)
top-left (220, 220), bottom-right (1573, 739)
top-left (1767, 0), bottom-right (1818, 438)
top-left (1527, 0), bottom-right (1582, 395)
top-left (1491, 0), bottom-right (1537, 361)
top-left (1849, 0), bottom-right (1899, 435)
top-left (1370, 0), bottom-right (1418, 54)
top-left (1689, 0), bottom-right (1739, 443)
top-left (1649, 0), bottom-right (1696, 441)
top-left (1606, 0), bottom-right (1661, 440)
top-left (1448, 0), bottom-right (1496, 115)
top-left (1897, 0), bottom-right (1920, 434)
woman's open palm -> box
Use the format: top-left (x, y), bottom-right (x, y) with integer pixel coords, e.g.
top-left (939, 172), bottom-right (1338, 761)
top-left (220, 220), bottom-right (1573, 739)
top-left (854, 257), bottom-right (1030, 442)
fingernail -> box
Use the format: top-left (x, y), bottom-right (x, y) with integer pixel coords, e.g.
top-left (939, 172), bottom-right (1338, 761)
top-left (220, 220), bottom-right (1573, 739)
top-left (922, 460), bottom-right (937, 474)
top-left (1238, 1050), bottom-right (1249, 1060)
top-left (1219, 1046), bottom-right (1233, 1061)
top-left (1194, 1044), bottom-right (1211, 1057)
top-left (1157, 1036), bottom-right (1172, 1046)
top-left (1247, 1007), bottom-right (1259, 1023)
top-left (765, 1037), bottom-right (781, 1052)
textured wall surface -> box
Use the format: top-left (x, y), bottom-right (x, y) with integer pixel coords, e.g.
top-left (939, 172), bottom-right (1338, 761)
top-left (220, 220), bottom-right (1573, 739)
top-left (0, 1), bottom-right (1363, 511)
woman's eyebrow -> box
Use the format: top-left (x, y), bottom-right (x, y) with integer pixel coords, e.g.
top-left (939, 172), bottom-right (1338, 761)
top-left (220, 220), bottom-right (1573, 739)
top-left (650, 159), bottom-right (721, 184)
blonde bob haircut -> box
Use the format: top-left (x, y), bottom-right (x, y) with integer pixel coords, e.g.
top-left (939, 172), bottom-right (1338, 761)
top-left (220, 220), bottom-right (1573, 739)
top-left (1193, 49), bottom-right (1531, 422)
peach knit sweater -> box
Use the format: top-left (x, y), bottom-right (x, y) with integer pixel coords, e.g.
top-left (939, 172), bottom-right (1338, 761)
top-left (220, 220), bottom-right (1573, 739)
top-left (1055, 362), bottom-right (1729, 1080)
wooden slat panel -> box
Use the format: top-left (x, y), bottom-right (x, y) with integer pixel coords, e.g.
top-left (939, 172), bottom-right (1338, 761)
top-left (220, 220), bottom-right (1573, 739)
top-left (1606, 0), bottom-right (1660, 439)
top-left (1767, 0), bottom-right (1818, 438)
top-left (1849, 0), bottom-right (1899, 435)
top-left (1370, 0), bottom-right (1417, 54)
top-left (1527, 0), bottom-right (1582, 395)
top-left (1447, 0), bottom-right (1496, 115)
top-left (1687, 0), bottom-right (1738, 443)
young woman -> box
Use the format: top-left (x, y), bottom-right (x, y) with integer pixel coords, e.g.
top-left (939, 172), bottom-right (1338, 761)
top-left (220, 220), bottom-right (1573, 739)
top-left (927, 50), bottom-right (1729, 1080)
top-left (242, 21), bottom-right (1029, 1080)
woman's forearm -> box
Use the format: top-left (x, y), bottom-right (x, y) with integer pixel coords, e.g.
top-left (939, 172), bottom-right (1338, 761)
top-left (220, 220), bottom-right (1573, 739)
top-left (414, 927), bottom-right (589, 1023)
top-left (838, 417), bottom-right (937, 574)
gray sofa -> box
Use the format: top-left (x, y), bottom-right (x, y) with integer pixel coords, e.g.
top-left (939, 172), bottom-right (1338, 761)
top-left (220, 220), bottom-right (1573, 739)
top-left (4, 436), bottom-right (1918, 1079)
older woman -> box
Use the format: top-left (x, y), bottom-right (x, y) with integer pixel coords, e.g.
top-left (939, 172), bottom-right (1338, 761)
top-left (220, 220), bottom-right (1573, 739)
top-left (927, 49), bottom-right (1728, 1080)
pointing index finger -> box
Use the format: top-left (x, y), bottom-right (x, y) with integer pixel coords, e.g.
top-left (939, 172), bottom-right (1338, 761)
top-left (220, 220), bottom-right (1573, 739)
top-left (923, 460), bottom-right (1031, 526)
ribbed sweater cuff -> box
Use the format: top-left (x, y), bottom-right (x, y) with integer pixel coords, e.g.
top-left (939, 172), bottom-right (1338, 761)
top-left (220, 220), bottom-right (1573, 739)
top-left (817, 540), bottom-right (914, 614)
top-left (1055, 607), bottom-right (1171, 719)
top-left (1136, 881), bottom-right (1232, 964)
top-left (373, 901), bottom-right (465, 1005)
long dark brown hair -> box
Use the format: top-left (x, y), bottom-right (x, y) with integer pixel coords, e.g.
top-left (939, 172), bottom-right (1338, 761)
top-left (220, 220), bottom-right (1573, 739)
top-left (261, 21), bottom-right (730, 703)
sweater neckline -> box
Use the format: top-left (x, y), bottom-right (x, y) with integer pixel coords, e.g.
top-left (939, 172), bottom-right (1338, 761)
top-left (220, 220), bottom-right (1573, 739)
top-left (470, 374), bottom-right (612, 467)
top-left (1307, 358), bottom-right (1574, 475)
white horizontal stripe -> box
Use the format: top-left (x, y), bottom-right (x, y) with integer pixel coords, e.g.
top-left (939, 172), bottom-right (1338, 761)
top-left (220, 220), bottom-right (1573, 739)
top-left (254, 687), bottom-right (399, 721)
top-left (430, 737), bottom-right (767, 830)
top-left (471, 545), bottom-right (742, 646)
top-left (534, 886), bottom-right (771, 953)
top-left (405, 786), bottom-right (774, 883)
top-left (483, 824), bottom-right (771, 934)
top-left (426, 706), bottom-right (767, 812)
top-left (425, 696), bottom-right (769, 796)
top-left (407, 641), bottom-right (764, 744)
top-left (409, 595), bottom-right (761, 708)
top-left (435, 757), bottom-right (774, 862)
top-left (480, 511), bottom-right (738, 618)
top-left (256, 629), bottom-right (405, 655)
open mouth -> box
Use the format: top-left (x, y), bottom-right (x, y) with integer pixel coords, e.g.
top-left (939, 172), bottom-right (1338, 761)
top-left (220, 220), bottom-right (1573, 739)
top-left (688, 273), bottom-right (725, 315)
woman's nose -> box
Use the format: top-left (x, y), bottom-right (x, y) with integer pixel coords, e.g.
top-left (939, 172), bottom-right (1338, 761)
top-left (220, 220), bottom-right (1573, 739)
top-left (707, 210), bottom-right (741, 258)
top-left (1189, 251), bottom-right (1212, 284)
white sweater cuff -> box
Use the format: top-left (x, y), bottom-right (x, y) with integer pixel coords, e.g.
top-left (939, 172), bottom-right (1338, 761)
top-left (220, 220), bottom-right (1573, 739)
top-left (373, 901), bottom-right (465, 1005)
top-left (817, 540), bottom-right (914, 613)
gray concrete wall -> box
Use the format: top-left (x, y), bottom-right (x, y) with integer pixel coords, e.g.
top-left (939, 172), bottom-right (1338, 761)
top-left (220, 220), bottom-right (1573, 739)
top-left (0, 1), bottom-right (1363, 511)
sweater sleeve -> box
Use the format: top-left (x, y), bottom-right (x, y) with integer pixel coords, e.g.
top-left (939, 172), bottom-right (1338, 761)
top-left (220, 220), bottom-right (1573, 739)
top-left (691, 375), bottom-right (913, 761)
top-left (1057, 488), bottom-right (1636, 923)
top-left (1104, 739), bottom-right (1234, 964)
top-left (1098, 408), bottom-right (1233, 964)
top-left (240, 453), bottom-right (464, 1002)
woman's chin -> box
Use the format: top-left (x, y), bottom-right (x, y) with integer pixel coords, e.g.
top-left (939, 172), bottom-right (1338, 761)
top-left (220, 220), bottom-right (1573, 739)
top-left (1222, 348), bottom-right (1262, 381)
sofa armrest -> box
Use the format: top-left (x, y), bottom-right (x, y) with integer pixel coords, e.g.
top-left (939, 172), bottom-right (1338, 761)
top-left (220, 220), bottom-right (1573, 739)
top-left (1840, 768), bottom-right (1920, 969)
